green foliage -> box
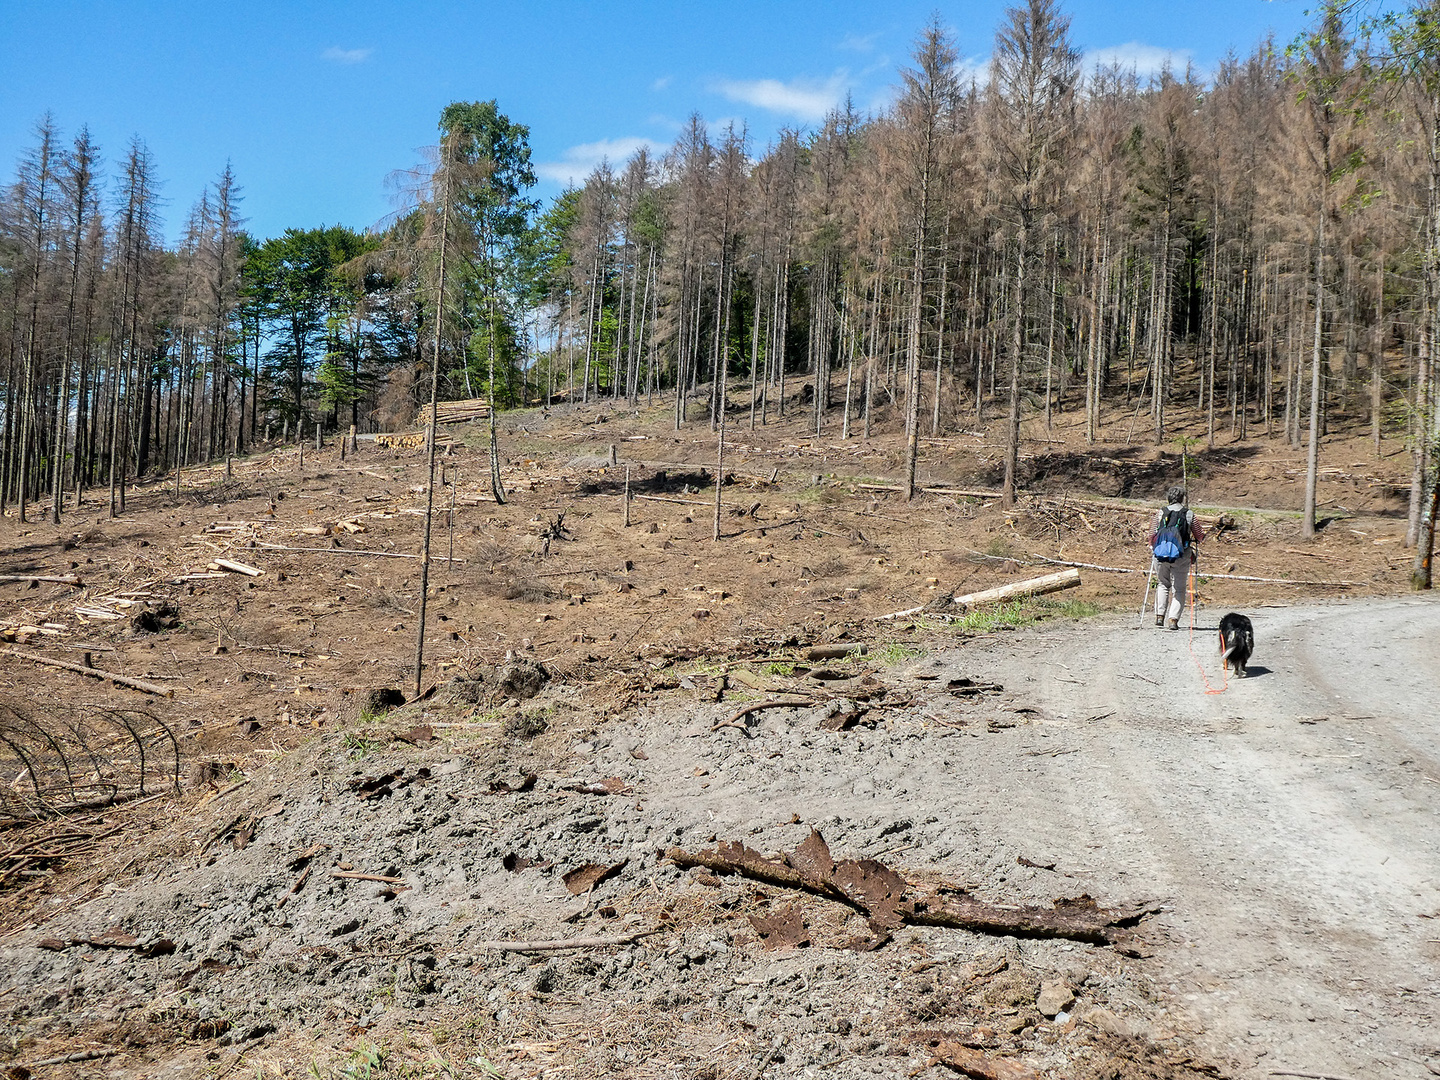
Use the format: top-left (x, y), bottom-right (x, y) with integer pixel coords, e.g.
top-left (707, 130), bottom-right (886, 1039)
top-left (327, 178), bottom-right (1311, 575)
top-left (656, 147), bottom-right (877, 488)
top-left (416, 100), bottom-right (542, 412)
top-left (248, 225), bottom-right (381, 426)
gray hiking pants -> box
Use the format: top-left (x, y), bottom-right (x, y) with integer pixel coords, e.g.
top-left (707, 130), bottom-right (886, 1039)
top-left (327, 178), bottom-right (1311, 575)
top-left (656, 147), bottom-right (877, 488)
top-left (1154, 555), bottom-right (1192, 623)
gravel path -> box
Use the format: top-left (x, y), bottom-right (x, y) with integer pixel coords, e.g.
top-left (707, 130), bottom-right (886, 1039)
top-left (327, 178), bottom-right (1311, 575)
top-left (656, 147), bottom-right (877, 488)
top-left (954, 596), bottom-right (1440, 1079)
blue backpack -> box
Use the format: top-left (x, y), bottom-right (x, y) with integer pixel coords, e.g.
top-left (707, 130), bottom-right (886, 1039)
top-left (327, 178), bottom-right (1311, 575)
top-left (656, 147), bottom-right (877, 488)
top-left (1153, 507), bottom-right (1190, 562)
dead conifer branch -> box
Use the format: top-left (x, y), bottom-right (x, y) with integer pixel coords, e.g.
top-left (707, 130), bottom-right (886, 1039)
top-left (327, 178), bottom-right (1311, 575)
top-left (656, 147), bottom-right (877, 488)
top-left (668, 830), bottom-right (1151, 948)
top-left (712, 699), bottom-right (817, 732)
top-left (471, 929), bottom-right (661, 952)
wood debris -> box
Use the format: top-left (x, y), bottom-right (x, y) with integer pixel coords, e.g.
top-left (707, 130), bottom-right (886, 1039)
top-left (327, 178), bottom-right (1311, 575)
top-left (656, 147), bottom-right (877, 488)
top-left (668, 830), bottom-right (1152, 949)
top-left (0, 648), bottom-right (175, 696)
top-left (209, 558), bottom-right (262, 576)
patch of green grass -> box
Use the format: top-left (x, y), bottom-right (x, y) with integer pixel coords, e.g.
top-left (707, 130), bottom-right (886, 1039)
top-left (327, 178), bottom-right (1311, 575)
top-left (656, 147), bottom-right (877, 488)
top-left (308, 1041), bottom-right (387, 1080)
top-left (948, 600), bottom-right (1037, 633)
top-left (342, 731), bottom-right (385, 759)
top-left (946, 596), bottom-right (1101, 632)
top-left (1043, 598), bottom-right (1102, 619)
top-left (983, 536), bottom-right (1015, 559)
top-left (873, 642), bottom-right (926, 666)
top-left (796, 483), bottom-right (843, 505)
top-left (763, 661), bottom-right (795, 677)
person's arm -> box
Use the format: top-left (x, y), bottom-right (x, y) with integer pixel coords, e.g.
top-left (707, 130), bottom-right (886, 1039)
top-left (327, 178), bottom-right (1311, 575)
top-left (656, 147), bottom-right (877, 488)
top-left (1189, 511), bottom-right (1205, 547)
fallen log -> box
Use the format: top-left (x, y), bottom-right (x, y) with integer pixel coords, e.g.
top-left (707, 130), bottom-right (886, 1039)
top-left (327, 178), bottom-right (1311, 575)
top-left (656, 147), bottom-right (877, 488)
top-left (632, 493), bottom-right (712, 507)
top-left (255, 543), bottom-right (422, 560)
top-left (471, 929), bottom-right (660, 953)
top-left (667, 830), bottom-right (1149, 948)
top-left (856, 483), bottom-right (1002, 500)
top-left (875, 568), bottom-right (1081, 622)
top-left (806, 643), bottom-right (868, 660)
top-left (951, 568), bottom-right (1081, 608)
top-left (1027, 554), bottom-right (1356, 586)
top-left (0, 648), bottom-right (175, 697)
top-left (0, 574), bottom-right (82, 587)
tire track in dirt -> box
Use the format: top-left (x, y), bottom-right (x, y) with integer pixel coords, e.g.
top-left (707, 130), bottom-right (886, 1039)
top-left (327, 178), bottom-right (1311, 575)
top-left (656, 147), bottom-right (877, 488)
top-left (964, 597), bottom-right (1440, 1079)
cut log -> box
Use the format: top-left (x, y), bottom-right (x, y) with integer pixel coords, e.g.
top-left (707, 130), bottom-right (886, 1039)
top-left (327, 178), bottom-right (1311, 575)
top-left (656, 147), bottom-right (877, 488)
top-left (876, 568), bottom-right (1081, 621)
top-left (806, 644), bottom-right (868, 660)
top-left (0, 574), bottom-right (82, 587)
top-left (211, 558), bottom-right (262, 576)
top-left (951, 568), bottom-right (1081, 608)
top-left (0, 648), bottom-right (175, 697)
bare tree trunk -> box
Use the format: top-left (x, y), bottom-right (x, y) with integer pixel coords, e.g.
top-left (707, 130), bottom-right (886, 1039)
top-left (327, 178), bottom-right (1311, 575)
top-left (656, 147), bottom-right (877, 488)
top-left (1003, 227), bottom-right (1028, 508)
top-left (903, 225), bottom-right (925, 501)
top-left (1373, 258), bottom-right (1384, 455)
top-left (1302, 211), bottom-right (1325, 541)
top-left (415, 142), bottom-right (452, 698)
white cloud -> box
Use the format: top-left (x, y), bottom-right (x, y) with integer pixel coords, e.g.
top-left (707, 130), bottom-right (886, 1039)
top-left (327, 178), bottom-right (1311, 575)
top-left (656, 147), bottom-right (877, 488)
top-left (1085, 42), bottom-right (1192, 79)
top-left (651, 76), bottom-right (672, 92)
top-left (838, 31), bottom-right (880, 54)
top-left (323, 46), bottom-right (372, 64)
top-left (712, 73), bottom-right (850, 123)
top-left (535, 137), bottom-right (668, 186)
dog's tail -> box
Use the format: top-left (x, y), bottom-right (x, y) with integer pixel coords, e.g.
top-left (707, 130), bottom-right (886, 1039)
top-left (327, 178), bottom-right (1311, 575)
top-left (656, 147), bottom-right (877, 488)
top-left (1219, 628), bottom-right (1236, 669)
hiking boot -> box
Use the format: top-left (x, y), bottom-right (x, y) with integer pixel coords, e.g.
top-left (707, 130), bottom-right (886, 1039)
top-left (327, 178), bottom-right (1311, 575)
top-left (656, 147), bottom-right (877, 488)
top-left (1167, 618), bottom-right (1179, 630)
top-left (1154, 615), bottom-right (1164, 627)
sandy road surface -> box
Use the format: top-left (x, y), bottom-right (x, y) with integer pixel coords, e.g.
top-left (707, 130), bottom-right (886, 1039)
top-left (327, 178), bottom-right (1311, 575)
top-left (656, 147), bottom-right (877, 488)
top-left (960, 596), bottom-right (1440, 1078)
top-left (631, 596), bottom-right (1438, 1078)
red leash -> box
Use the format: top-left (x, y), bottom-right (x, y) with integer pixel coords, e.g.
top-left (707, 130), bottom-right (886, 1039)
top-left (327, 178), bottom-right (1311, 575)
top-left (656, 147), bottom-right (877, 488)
top-left (1185, 558), bottom-right (1227, 695)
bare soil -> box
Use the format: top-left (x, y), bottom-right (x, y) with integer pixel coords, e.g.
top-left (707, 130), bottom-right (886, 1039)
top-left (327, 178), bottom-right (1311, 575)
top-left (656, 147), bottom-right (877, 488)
top-left (0, 389), bottom-right (1432, 1080)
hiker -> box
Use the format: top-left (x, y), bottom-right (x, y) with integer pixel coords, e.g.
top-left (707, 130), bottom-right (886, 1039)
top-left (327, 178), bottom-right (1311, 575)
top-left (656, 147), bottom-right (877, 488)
top-left (1149, 484), bottom-right (1204, 629)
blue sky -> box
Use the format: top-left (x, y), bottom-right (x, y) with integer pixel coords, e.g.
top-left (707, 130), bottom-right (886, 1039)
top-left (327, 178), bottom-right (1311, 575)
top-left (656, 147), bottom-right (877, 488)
top-left (1, 1), bottom-right (1318, 244)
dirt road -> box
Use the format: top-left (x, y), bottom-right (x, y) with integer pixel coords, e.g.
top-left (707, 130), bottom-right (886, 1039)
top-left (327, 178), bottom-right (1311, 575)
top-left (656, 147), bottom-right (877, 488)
top-left (958, 596), bottom-right (1440, 1078)
top-left (625, 596), bottom-right (1439, 1078)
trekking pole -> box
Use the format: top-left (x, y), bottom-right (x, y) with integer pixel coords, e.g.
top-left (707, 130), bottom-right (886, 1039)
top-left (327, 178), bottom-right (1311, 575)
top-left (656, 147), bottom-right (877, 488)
top-left (1136, 555), bottom-right (1157, 627)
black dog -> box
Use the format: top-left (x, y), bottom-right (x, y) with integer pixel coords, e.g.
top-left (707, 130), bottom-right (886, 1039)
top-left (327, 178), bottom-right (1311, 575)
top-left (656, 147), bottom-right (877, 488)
top-left (1218, 613), bottom-right (1254, 678)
